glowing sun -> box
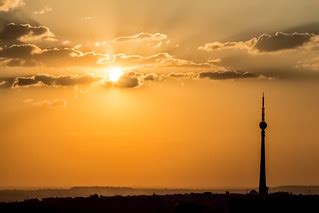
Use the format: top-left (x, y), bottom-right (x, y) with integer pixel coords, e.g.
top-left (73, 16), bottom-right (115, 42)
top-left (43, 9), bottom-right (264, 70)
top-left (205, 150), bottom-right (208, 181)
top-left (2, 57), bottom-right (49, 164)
top-left (108, 67), bottom-right (123, 82)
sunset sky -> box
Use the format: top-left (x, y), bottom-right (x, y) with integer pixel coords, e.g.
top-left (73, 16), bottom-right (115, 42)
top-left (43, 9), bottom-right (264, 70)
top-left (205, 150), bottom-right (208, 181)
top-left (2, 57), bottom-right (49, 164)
top-left (1, 0), bottom-right (319, 189)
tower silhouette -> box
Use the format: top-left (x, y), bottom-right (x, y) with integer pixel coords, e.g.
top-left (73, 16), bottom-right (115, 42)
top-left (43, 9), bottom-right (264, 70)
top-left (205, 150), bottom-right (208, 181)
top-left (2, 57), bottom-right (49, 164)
top-left (259, 94), bottom-right (268, 196)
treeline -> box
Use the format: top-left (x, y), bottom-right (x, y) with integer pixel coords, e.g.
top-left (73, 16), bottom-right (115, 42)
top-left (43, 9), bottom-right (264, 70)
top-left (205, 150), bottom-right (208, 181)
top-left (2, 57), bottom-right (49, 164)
top-left (1, 192), bottom-right (319, 213)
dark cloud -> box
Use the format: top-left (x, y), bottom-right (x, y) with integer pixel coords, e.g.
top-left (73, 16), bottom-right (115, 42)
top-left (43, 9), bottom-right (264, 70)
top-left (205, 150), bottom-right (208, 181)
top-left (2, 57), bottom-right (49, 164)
top-left (253, 32), bottom-right (313, 52)
top-left (0, 23), bottom-right (55, 43)
top-left (0, 44), bottom-right (40, 59)
top-left (200, 32), bottom-right (316, 53)
top-left (198, 71), bottom-right (260, 80)
top-left (0, 16), bottom-right (38, 40)
top-left (106, 72), bottom-right (142, 88)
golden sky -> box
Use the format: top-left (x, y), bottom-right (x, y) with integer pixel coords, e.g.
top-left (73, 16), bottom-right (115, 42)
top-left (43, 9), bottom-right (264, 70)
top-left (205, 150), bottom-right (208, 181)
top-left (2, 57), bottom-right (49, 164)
top-left (1, 0), bottom-right (319, 189)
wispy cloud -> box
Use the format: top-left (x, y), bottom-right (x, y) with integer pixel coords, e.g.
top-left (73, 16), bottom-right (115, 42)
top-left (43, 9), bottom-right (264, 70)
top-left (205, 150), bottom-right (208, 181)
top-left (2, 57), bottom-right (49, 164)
top-left (113, 33), bottom-right (167, 42)
top-left (81, 16), bottom-right (93, 21)
top-left (24, 98), bottom-right (67, 108)
top-left (34, 6), bottom-right (52, 15)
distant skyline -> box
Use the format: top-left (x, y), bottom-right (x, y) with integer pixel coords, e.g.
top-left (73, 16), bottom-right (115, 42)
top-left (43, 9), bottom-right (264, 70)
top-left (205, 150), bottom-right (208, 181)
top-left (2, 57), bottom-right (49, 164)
top-left (1, 0), bottom-right (319, 189)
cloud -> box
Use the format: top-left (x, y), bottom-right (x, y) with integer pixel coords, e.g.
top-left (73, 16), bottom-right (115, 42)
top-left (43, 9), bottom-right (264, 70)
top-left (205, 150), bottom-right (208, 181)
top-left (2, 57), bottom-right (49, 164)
top-left (0, 79), bottom-right (10, 88)
top-left (253, 32), bottom-right (314, 52)
top-left (116, 75), bottom-right (141, 88)
top-left (142, 71), bottom-right (261, 82)
top-left (198, 71), bottom-right (260, 80)
top-left (12, 74), bottom-right (100, 88)
top-left (2, 73), bottom-right (146, 89)
top-left (168, 72), bottom-right (196, 79)
top-left (0, 23), bottom-right (55, 43)
top-left (143, 73), bottom-right (159, 81)
top-left (113, 33), bottom-right (167, 42)
top-left (0, 0), bottom-right (24, 12)
top-left (34, 7), bottom-right (52, 15)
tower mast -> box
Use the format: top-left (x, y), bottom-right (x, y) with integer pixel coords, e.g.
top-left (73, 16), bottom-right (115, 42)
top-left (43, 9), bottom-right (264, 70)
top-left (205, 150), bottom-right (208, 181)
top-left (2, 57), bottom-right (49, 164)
top-left (259, 94), bottom-right (268, 195)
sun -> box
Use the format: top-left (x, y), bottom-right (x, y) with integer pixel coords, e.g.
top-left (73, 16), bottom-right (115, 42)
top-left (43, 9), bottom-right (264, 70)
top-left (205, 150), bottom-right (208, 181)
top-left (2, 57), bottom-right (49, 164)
top-left (108, 67), bottom-right (123, 82)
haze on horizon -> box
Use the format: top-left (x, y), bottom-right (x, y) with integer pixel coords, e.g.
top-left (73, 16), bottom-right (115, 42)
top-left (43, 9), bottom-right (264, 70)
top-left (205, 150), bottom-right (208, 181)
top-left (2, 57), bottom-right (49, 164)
top-left (1, 0), bottom-right (319, 189)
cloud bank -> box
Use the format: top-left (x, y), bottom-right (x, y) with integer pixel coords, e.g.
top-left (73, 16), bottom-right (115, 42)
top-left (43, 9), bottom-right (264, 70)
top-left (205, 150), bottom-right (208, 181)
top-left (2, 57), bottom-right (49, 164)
top-left (0, 16), bottom-right (319, 83)
top-left (0, 70), bottom-right (265, 90)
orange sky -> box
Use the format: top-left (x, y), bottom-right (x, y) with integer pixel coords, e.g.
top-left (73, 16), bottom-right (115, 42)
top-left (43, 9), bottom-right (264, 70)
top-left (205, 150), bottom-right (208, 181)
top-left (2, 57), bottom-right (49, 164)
top-left (1, 0), bottom-right (319, 189)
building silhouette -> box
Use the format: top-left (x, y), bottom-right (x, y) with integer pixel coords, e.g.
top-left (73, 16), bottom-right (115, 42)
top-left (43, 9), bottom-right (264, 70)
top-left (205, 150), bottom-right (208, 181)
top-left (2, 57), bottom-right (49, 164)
top-left (259, 94), bottom-right (268, 195)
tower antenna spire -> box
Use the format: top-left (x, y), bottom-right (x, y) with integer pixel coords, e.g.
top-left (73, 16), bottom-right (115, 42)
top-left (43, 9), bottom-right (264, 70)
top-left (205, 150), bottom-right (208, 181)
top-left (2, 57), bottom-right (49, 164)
top-left (262, 93), bottom-right (265, 121)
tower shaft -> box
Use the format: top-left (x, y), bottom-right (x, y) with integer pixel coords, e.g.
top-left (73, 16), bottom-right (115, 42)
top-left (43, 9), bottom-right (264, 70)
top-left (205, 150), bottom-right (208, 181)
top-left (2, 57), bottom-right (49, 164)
top-left (259, 129), bottom-right (268, 195)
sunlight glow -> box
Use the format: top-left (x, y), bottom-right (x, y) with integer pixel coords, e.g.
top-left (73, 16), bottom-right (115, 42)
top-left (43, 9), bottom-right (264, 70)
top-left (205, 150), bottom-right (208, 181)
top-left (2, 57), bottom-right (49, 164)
top-left (108, 67), bottom-right (123, 82)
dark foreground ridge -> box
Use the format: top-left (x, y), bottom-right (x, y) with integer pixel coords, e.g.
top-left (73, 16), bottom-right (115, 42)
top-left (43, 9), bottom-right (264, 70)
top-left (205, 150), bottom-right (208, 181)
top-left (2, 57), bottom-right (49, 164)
top-left (1, 192), bottom-right (319, 213)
